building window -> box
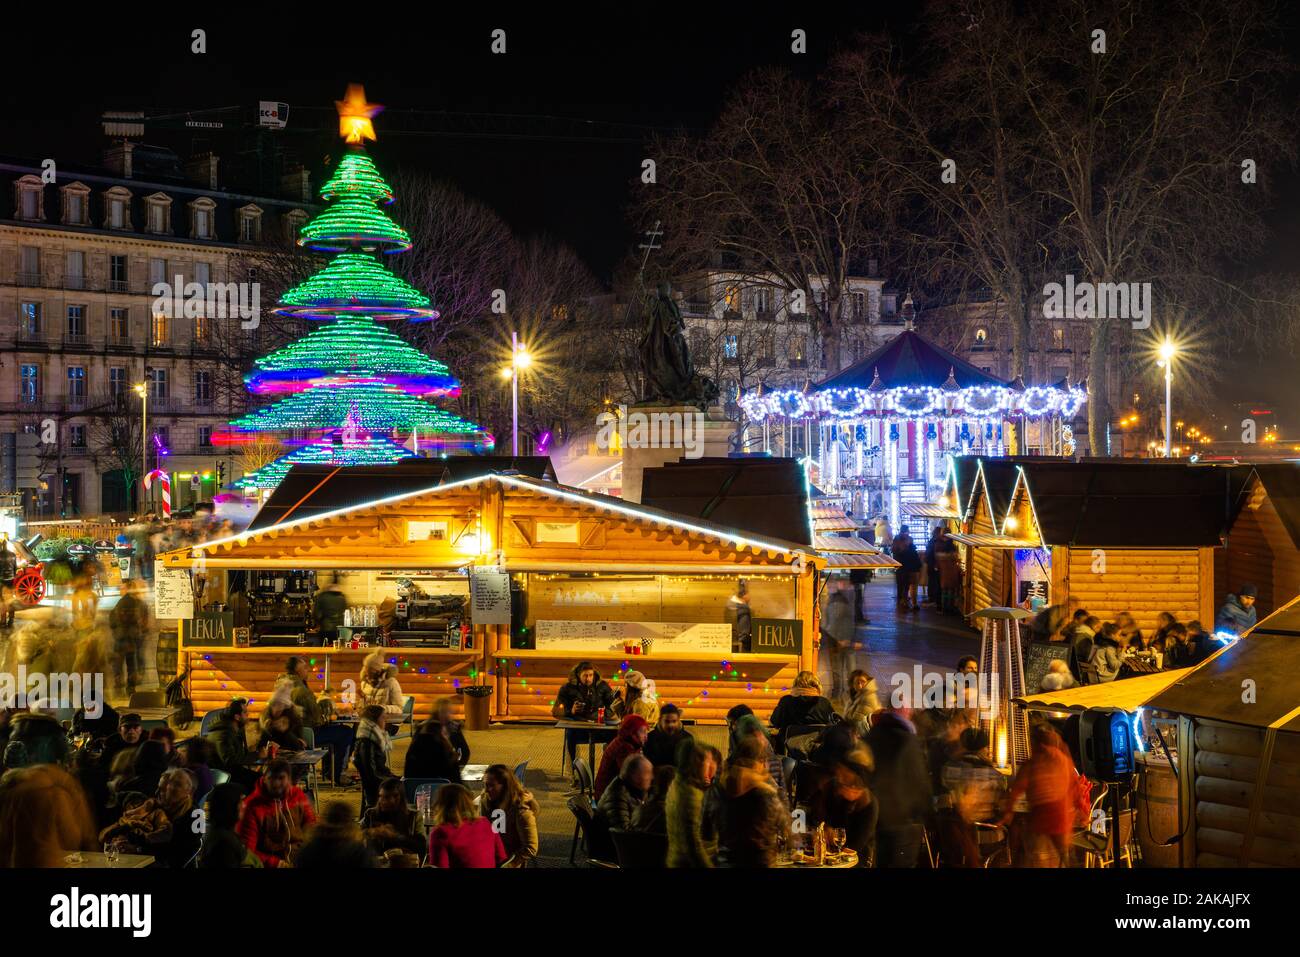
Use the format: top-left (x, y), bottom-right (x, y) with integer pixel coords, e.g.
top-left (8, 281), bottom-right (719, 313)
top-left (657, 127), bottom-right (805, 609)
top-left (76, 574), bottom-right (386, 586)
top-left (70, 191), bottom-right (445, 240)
top-left (145, 194), bottom-right (172, 234)
top-left (65, 250), bottom-right (85, 290)
top-left (194, 261), bottom-right (211, 287)
top-left (194, 314), bottom-right (212, 345)
top-left (109, 367), bottom-right (126, 400)
top-left (238, 205), bottom-right (263, 243)
top-left (1049, 366), bottom-right (1069, 384)
top-left (189, 199), bottom-right (216, 240)
top-left (69, 424), bottom-right (86, 449)
top-left (153, 426), bottom-right (170, 451)
top-left (724, 334), bottom-right (739, 359)
top-left (198, 426), bottom-right (213, 449)
top-left (149, 368), bottom-right (168, 400)
top-left (151, 311), bottom-right (170, 347)
top-left (755, 288), bottom-right (771, 315)
top-left (853, 292), bottom-right (865, 319)
top-left (61, 183), bottom-right (90, 225)
top-left (975, 327), bottom-right (989, 344)
top-left (1051, 327), bottom-right (1066, 350)
top-left (110, 255), bottom-right (129, 293)
top-left (283, 209), bottom-right (307, 242)
top-left (195, 371), bottom-right (212, 405)
top-left (105, 188), bottom-right (132, 230)
top-left (110, 308), bottom-right (129, 343)
top-left (14, 175), bottom-right (43, 220)
top-left (790, 337), bottom-right (807, 364)
top-left (149, 258), bottom-right (167, 288)
top-left (20, 365), bottom-right (39, 403)
top-left (67, 367), bottom-right (86, 402)
top-left (19, 246), bottom-right (40, 286)
top-left (20, 302), bottom-right (41, 339)
top-left (66, 305), bottom-right (87, 341)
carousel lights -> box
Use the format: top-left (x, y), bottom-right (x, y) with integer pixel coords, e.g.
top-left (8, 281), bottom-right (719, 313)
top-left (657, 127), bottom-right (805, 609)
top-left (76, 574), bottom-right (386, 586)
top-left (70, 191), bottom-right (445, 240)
top-left (739, 383), bottom-right (1085, 422)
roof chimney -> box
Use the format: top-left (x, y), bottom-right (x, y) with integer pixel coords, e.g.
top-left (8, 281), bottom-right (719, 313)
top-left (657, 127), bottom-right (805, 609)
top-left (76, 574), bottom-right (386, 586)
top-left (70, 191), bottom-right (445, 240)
top-left (103, 142), bottom-right (134, 179)
top-left (280, 164), bottom-right (312, 202)
top-left (185, 153), bottom-right (220, 190)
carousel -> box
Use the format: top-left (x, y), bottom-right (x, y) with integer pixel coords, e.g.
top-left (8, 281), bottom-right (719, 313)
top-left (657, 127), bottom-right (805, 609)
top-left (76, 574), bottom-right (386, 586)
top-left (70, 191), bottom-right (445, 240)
top-left (739, 325), bottom-right (1086, 531)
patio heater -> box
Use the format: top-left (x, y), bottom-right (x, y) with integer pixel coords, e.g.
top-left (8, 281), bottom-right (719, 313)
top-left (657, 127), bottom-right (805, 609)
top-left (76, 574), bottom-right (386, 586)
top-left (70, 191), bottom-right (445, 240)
top-left (973, 606), bottom-right (1032, 773)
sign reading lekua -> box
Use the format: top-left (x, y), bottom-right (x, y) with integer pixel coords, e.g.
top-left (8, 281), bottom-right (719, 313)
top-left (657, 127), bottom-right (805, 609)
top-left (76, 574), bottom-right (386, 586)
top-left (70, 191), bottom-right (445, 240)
top-left (535, 620), bottom-right (732, 655)
top-left (752, 618), bottom-right (802, 654)
top-left (183, 611), bottom-right (236, 647)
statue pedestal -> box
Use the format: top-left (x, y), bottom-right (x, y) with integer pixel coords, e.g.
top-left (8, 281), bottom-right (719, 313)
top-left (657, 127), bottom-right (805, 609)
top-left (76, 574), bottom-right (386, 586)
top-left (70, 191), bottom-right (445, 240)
top-left (621, 405), bottom-right (736, 504)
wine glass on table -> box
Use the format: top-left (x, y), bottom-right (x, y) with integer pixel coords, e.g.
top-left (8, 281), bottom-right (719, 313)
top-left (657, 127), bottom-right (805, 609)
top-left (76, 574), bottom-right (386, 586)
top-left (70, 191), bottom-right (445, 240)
top-left (828, 827), bottom-right (847, 858)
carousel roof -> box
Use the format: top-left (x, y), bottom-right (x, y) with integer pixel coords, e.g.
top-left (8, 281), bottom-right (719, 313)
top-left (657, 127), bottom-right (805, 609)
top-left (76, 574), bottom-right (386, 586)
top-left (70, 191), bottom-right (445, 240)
top-left (816, 329), bottom-right (1006, 392)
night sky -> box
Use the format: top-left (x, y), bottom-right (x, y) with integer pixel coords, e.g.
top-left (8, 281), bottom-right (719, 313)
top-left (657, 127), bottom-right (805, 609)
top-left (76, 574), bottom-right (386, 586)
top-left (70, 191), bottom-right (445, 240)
top-left (5, 6), bottom-right (1300, 421)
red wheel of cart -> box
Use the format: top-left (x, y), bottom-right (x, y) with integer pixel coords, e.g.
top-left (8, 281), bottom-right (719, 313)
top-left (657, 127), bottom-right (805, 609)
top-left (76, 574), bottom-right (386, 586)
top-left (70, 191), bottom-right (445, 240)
top-left (13, 565), bottom-right (45, 606)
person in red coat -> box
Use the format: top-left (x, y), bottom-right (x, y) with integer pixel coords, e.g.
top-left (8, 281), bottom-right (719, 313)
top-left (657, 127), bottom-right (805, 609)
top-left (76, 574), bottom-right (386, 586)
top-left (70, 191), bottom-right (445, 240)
top-left (1000, 724), bottom-right (1080, 867)
top-left (594, 714), bottom-right (650, 798)
top-left (236, 758), bottom-right (316, 867)
top-left (427, 784), bottom-right (506, 868)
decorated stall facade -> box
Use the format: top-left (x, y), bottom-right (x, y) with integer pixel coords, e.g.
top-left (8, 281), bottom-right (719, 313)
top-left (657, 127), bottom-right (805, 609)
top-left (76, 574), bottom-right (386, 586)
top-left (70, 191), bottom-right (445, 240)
top-left (163, 473), bottom-right (824, 725)
top-left (739, 327), bottom-right (1085, 532)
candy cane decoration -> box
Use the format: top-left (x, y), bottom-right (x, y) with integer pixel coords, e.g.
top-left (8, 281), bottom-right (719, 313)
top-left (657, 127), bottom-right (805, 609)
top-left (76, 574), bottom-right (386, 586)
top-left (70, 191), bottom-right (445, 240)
top-left (144, 468), bottom-right (171, 517)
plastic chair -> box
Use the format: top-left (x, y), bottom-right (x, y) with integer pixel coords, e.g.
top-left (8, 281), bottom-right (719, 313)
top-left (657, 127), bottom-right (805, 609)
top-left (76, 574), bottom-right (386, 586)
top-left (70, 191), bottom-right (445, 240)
top-left (128, 690), bottom-right (166, 709)
top-left (566, 795), bottom-right (617, 867)
top-left (571, 756), bottom-right (594, 796)
top-left (401, 777), bottom-right (450, 807)
top-left (390, 697), bottom-right (417, 741)
top-left (199, 710), bottom-right (221, 737)
top-left (609, 828), bottom-right (668, 869)
top-left (513, 760), bottom-right (529, 785)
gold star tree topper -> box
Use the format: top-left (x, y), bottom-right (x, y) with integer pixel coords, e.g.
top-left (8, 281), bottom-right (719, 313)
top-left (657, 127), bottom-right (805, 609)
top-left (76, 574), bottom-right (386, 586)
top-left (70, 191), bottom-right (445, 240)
top-left (336, 84), bottom-right (383, 144)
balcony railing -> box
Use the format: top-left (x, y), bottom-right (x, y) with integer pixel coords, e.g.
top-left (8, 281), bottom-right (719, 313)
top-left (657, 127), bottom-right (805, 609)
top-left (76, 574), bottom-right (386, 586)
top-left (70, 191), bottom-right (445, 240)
top-left (107, 335), bottom-right (133, 351)
top-left (63, 333), bottom-right (90, 348)
top-left (16, 271), bottom-right (43, 287)
top-left (15, 331), bottom-right (47, 348)
top-left (64, 275), bottom-right (87, 291)
top-left (108, 279), bottom-right (130, 293)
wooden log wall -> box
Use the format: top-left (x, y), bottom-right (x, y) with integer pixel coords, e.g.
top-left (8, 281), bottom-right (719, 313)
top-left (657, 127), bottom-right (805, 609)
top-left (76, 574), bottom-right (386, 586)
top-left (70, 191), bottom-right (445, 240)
top-left (1063, 547), bottom-right (1208, 633)
top-left (1222, 483), bottom-right (1300, 619)
top-left (523, 575), bottom-right (796, 627)
top-left (186, 650), bottom-right (472, 722)
top-left (498, 652), bottom-right (801, 725)
top-left (1191, 720), bottom-right (1300, 868)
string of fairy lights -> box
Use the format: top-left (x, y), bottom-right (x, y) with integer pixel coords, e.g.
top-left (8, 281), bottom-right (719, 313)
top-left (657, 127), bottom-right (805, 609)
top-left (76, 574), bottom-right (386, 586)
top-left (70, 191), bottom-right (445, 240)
top-left (741, 382), bottom-right (1087, 422)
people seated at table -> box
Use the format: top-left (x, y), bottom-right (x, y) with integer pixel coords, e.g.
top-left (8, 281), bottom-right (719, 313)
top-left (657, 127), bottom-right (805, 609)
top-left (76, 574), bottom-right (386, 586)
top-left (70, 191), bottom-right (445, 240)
top-left (403, 718), bottom-right (462, 784)
top-left (427, 783), bottom-right (507, 868)
top-left (198, 782), bottom-right (262, 868)
top-left (552, 661), bottom-right (620, 763)
top-left (1150, 611), bottom-right (1178, 654)
top-left (477, 764), bottom-right (539, 867)
top-left (279, 656), bottom-right (321, 727)
top-left (597, 753), bottom-right (653, 835)
top-left (644, 703), bottom-right (693, 769)
top-left (295, 800), bottom-right (379, 869)
top-left (0, 763), bottom-right (98, 867)
top-left (148, 725), bottom-right (179, 759)
top-left (99, 767), bottom-right (201, 868)
top-left (1215, 583), bottom-right (1258, 636)
top-left (769, 671), bottom-right (837, 755)
top-left (178, 736), bottom-right (216, 806)
top-left (1088, 623), bottom-right (1123, 682)
top-left (1059, 607), bottom-right (1090, 645)
top-left (99, 711), bottom-right (144, 769)
top-left (716, 736), bottom-right (790, 868)
top-left (632, 765), bottom-right (675, 836)
top-left (359, 652), bottom-right (406, 728)
top-left (1068, 616), bottom-right (1100, 680)
top-left (935, 728), bottom-right (1008, 867)
top-left (796, 723), bottom-right (877, 867)
top-left (257, 682), bottom-right (308, 752)
top-left (1163, 622), bottom-right (1196, 669)
top-left (73, 700), bottom-right (120, 743)
top-left (2, 708), bottom-right (70, 770)
top-left (433, 697), bottom-right (471, 766)
top-left (1000, 723), bottom-right (1081, 868)
top-left (842, 668), bottom-right (881, 737)
top-left (1114, 611), bottom-right (1144, 650)
top-left (1039, 659), bottom-right (1078, 692)
top-left (621, 670), bottom-right (660, 726)
top-left (237, 757), bottom-right (316, 868)
top-left (666, 741), bottom-right (720, 868)
top-left (1185, 620), bottom-right (1212, 664)
top-left (733, 713), bottom-right (788, 805)
top-left (353, 704), bottom-right (395, 809)
top-left (206, 699), bottom-right (260, 794)
top-left (594, 714), bottom-right (650, 798)
top-left (362, 776), bottom-right (426, 859)
top-left (866, 709), bottom-right (931, 868)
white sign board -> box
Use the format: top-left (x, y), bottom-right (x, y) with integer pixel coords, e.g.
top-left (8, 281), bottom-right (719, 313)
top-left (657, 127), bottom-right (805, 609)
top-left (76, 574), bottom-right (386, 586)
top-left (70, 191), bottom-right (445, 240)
top-left (259, 101), bottom-right (289, 128)
top-left (535, 620), bottom-right (732, 655)
top-left (154, 561), bottom-right (194, 619)
top-left (470, 566), bottom-right (512, 625)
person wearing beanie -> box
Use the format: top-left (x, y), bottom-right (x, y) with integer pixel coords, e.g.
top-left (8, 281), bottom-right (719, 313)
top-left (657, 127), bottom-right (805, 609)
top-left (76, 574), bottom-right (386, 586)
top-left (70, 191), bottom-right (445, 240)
top-left (594, 714), bottom-right (649, 798)
top-left (1214, 583), bottom-right (1258, 637)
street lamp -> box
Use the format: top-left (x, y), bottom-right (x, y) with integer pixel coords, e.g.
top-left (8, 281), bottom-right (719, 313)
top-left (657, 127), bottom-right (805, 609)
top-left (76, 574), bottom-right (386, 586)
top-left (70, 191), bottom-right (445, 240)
top-left (133, 381), bottom-right (148, 511)
top-left (500, 331), bottom-right (533, 456)
top-left (1157, 339), bottom-right (1177, 457)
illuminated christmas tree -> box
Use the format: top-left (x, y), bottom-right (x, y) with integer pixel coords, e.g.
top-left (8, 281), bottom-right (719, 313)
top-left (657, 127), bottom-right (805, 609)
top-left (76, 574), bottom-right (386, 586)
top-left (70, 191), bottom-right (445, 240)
top-left (227, 85), bottom-right (489, 489)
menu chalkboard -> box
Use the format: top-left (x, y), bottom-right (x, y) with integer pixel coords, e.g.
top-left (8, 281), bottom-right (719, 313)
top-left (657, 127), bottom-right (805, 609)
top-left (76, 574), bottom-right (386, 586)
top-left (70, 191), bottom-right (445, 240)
top-left (154, 562), bottom-right (194, 620)
top-left (470, 566), bottom-right (512, 625)
top-left (1024, 640), bottom-right (1070, 693)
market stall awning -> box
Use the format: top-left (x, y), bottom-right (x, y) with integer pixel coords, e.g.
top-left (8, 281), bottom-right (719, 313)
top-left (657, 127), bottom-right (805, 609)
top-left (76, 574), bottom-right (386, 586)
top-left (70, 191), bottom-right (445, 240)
top-left (814, 515), bottom-right (860, 532)
top-left (903, 502), bottom-right (960, 519)
top-left (947, 532), bottom-right (1040, 549)
top-left (821, 552), bottom-right (901, 569)
top-left (1014, 669), bottom-right (1191, 713)
top-left (813, 534), bottom-right (878, 553)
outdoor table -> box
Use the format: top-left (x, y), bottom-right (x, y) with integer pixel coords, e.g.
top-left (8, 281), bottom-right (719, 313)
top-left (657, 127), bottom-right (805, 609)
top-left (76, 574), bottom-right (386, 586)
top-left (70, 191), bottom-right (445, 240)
top-left (555, 718), bottom-right (618, 776)
top-left (131, 706), bottom-right (178, 724)
top-left (776, 849), bottom-right (859, 868)
top-left (62, 851), bottom-right (154, 868)
top-left (1119, 656), bottom-right (1161, 676)
top-left (461, 763), bottom-right (488, 784)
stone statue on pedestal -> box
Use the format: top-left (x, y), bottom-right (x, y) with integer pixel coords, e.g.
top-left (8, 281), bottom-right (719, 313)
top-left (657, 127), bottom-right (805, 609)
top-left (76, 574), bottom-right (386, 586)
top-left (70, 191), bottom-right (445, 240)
top-left (638, 282), bottom-right (719, 410)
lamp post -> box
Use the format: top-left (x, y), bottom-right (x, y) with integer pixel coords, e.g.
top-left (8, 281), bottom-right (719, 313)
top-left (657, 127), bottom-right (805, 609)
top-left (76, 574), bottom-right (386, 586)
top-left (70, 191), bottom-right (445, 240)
top-left (1158, 340), bottom-right (1177, 457)
top-left (134, 381), bottom-right (148, 512)
top-left (500, 331), bottom-right (533, 457)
